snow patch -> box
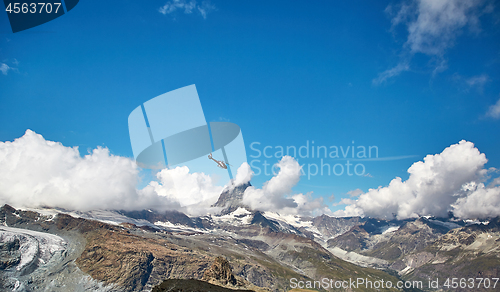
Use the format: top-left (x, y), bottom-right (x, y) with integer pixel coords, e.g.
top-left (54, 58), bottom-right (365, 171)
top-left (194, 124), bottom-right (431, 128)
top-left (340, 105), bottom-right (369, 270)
top-left (154, 221), bottom-right (207, 234)
top-left (210, 208), bottom-right (253, 226)
top-left (465, 219), bottom-right (490, 226)
top-left (327, 246), bottom-right (389, 268)
top-left (381, 225), bottom-right (400, 234)
top-left (262, 211), bottom-right (312, 228)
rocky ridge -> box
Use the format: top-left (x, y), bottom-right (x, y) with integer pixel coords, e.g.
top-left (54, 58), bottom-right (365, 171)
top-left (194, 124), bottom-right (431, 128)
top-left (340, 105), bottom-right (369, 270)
top-left (0, 203), bottom-right (403, 292)
top-left (212, 182), bottom-right (252, 215)
top-left (1, 182), bottom-right (499, 292)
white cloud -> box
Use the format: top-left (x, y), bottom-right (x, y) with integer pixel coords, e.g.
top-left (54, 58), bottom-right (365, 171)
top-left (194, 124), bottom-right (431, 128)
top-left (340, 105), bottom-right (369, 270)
top-left (335, 140), bottom-right (499, 220)
top-left (453, 73), bottom-right (490, 93)
top-left (242, 156), bottom-right (330, 216)
top-left (198, 1), bottom-right (216, 19)
top-left (333, 197), bottom-right (358, 207)
top-left (402, 0), bottom-right (482, 56)
top-left (452, 73), bottom-right (491, 94)
top-left (0, 130), bottom-right (224, 216)
top-left (347, 189), bottom-right (363, 197)
top-left (466, 74), bottom-right (489, 88)
top-left (489, 177), bottom-right (500, 188)
top-left (485, 97), bottom-right (500, 119)
top-left (7, 132), bottom-right (496, 220)
top-left (372, 62), bottom-right (410, 85)
top-left (159, 0), bottom-right (196, 15)
top-left (0, 130), bottom-right (144, 211)
top-left (233, 162), bottom-right (253, 186)
top-left (159, 0), bottom-right (215, 19)
top-left (291, 192), bottom-right (331, 217)
top-left (242, 156), bottom-right (300, 212)
top-left (452, 182), bottom-right (500, 219)
top-left (1, 59), bottom-right (20, 75)
top-left (143, 166), bottom-right (223, 216)
top-left (376, 0), bottom-right (491, 83)
top-left (0, 131), bottom-right (332, 217)
top-left (1, 63), bottom-right (11, 75)
top-left (431, 59), bottom-right (448, 76)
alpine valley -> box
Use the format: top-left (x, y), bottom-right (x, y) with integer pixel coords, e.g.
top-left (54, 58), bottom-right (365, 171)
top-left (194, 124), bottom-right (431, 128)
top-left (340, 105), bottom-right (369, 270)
top-left (1, 183), bottom-right (499, 292)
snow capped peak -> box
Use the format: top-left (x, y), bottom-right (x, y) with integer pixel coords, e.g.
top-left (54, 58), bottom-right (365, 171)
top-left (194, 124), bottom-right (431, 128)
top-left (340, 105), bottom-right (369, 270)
top-left (232, 207), bottom-right (252, 216)
top-left (210, 207), bottom-right (253, 226)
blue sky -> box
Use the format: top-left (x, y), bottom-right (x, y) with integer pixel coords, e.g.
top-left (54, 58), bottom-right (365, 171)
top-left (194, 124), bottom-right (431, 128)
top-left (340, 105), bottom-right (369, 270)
top-left (1, 0), bottom-right (499, 212)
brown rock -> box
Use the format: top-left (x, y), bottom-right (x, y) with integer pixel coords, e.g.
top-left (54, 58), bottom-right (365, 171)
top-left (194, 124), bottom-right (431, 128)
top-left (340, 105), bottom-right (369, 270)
top-left (202, 256), bottom-right (237, 286)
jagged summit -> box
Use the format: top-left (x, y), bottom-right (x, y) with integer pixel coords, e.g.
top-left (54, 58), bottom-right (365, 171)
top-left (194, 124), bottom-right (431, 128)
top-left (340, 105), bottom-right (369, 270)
top-left (212, 182), bottom-right (252, 215)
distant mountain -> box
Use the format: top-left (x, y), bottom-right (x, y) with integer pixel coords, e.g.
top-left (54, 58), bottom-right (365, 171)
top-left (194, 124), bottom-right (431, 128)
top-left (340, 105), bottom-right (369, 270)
top-left (119, 209), bottom-right (207, 229)
top-left (362, 218), bottom-right (452, 261)
top-left (0, 204), bottom-right (403, 292)
top-left (394, 217), bottom-right (500, 291)
top-left (2, 188), bottom-right (499, 292)
top-left (326, 217), bottom-right (448, 257)
top-left (311, 215), bottom-right (364, 241)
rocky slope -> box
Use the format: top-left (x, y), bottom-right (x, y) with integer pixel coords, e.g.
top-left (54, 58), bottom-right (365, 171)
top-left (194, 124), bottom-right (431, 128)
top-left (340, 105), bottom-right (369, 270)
top-left (152, 279), bottom-right (254, 292)
top-left (2, 182), bottom-right (498, 292)
top-left (323, 213), bottom-right (500, 291)
top-left (311, 215), bottom-right (365, 242)
top-left (0, 205), bottom-right (115, 292)
top-left (0, 204), bottom-right (405, 292)
top-left (393, 218), bottom-right (500, 291)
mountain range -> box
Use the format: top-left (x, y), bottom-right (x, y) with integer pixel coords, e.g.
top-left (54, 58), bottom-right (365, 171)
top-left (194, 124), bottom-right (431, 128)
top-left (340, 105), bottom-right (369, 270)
top-left (1, 183), bottom-right (498, 291)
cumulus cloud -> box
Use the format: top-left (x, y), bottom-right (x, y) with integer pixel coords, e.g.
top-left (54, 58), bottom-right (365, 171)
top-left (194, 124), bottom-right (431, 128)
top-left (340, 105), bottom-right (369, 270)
top-left (335, 140), bottom-right (500, 220)
top-left (291, 193), bottom-right (332, 216)
top-left (159, 0), bottom-right (215, 19)
top-left (0, 130), bottom-right (224, 216)
top-left (333, 197), bottom-right (358, 207)
top-left (396, 0), bottom-right (483, 56)
top-left (242, 156), bottom-right (330, 216)
top-left (142, 166), bottom-right (223, 216)
top-left (485, 97), bottom-right (500, 119)
top-left (242, 156), bottom-right (299, 212)
top-left (452, 182), bottom-right (500, 219)
top-left (347, 189), bottom-right (363, 198)
top-left (0, 130), bottom-right (144, 211)
top-left (233, 162), bottom-right (253, 186)
top-left (0, 131), bottom-right (336, 217)
top-left (375, 0), bottom-right (491, 83)
top-left (0, 131), bottom-right (334, 217)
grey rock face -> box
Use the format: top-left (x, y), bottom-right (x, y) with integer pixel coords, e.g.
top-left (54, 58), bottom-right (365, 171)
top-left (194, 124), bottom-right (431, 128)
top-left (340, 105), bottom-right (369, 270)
top-left (212, 182), bottom-right (252, 214)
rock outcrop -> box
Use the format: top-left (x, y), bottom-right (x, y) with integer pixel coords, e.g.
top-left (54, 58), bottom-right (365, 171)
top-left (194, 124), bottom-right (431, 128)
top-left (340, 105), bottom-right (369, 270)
top-left (152, 278), bottom-right (254, 292)
top-left (202, 256), bottom-right (237, 285)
